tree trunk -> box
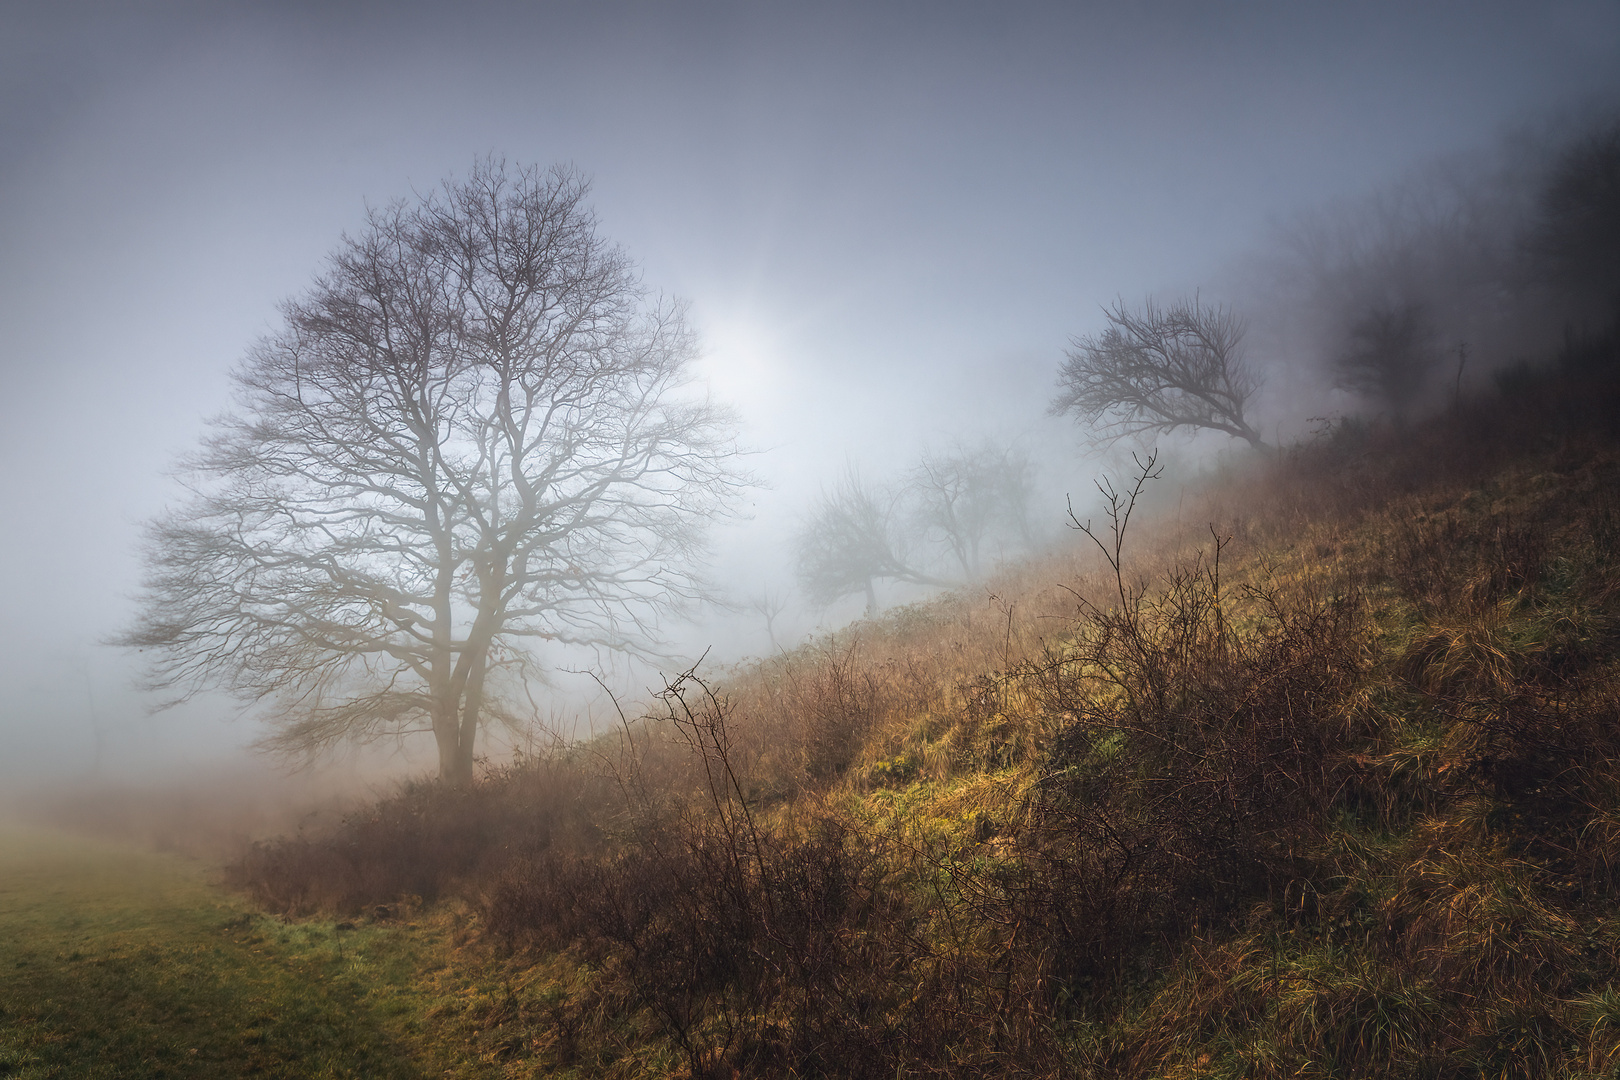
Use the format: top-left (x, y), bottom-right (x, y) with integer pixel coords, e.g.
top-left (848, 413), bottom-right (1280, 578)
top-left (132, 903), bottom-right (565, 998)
top-left (448, 651), bottom-right (487, 785)
top-left (435, 621), bottom-right (495, 785)
top-left (432, 698), bottom-right (470, 785)
top-left (432, 685), bottom-right (483, 786)
top-left (441, 743), bottom-right (476, 785)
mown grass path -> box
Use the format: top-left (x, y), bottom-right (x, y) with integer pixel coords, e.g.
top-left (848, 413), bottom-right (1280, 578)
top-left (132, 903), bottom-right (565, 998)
top-left (0, 827), bottom-right (431, 1079)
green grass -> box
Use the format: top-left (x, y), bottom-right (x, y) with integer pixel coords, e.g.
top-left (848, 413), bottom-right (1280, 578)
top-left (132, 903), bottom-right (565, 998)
top-left (0, 826), bottom-right (437, 1079)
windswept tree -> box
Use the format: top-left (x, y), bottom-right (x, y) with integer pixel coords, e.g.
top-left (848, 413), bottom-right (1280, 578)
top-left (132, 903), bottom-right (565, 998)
top-left (795, 469), bottom-right (947, 616)
top-left (1052, 297), bottom-right (1268, 451)
top-left (118, 161), bottom-right (742, 784)
top-left (911, 441), bottom-right (1037, 577)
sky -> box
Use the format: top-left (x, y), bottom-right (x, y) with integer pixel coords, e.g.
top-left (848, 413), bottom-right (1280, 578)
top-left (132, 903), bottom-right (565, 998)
top-left (2, 0), bottom-right (1618, 784)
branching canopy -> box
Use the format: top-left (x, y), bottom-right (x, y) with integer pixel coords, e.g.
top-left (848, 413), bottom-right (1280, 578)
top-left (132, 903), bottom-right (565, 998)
top-left (1052, 297), bottom-right (1268, 451)
top-left (1531, 118), bottom-right (1620, 318)
top-left (1331, 300), bottom-right (1439, 423)
top-left (794, 470), bottom-right (947, 616)
top-left (910, 442), bottom-right (1037, 577)
top-left (118, 160), bottom-right (743, 782)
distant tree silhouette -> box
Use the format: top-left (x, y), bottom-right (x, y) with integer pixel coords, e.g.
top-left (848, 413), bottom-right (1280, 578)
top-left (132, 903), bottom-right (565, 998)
top-left (1530, 117), bottom-right (1620, 322)
top-left (1053, 297), bottom-right (1268, 451)
top-left (747, 589), bottom-right (789, 651)
top-left (1331, 300), bottom-right (1440, 427)
top-left (1261, 139), bottom-right (1548, 399)
top-left (795, 469), bottom-right (947, 616)
top-left (910, 441), bottom-right (1037, 578)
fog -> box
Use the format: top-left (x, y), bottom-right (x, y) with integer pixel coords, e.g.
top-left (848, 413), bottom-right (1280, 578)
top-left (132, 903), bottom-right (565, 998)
top-left (2, 1), bottom-right (1618, 793)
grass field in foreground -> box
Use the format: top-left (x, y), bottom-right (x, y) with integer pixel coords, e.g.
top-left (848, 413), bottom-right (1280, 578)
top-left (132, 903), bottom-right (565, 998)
top-left (0, 826), bottom-right (442, 1079)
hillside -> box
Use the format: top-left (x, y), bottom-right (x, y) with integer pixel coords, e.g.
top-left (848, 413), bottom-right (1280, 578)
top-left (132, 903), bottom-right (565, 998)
top-left (213, 339), bottom-right (1620, 1077)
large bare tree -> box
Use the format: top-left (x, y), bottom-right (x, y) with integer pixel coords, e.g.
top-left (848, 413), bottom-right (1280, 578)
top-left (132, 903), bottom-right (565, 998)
top-left (119, 161), bottom-right (742, 784)
top-left (1052, 297), bottom-right (1269, 451)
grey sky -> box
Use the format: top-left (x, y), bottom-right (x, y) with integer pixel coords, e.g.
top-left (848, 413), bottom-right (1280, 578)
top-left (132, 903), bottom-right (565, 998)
top-left (2, 0), bottom-right (1617, 782)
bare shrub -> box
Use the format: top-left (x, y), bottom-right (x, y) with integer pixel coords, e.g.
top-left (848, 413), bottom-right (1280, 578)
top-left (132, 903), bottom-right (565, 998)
top-left (482, 672), bottom-right (933, 1078)
top-left (1007, 454), bottom-right (1365, 989)
top-left (226, 752), bottom-right (600, 915)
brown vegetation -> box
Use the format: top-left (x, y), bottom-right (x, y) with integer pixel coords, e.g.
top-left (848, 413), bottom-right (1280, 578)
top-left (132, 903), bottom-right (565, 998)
top-left (226, 332), bottom-right (1620, 1076)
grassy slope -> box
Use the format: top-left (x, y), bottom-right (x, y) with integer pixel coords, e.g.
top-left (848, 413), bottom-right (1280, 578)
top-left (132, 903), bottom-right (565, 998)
top-left (475, 405), bottom-right (1620, 1075)
top-left (223, 404), bottom-right (1620, 1076)
top-left (31, 354), bottom-right (1620, 1078)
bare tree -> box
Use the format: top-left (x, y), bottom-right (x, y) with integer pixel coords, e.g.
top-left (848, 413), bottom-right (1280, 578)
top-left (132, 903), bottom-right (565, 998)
top-left (1052, 297), bottom-right (1268, 451)
top-left (1331, 300), bottom-right (1440, 426)
top-left (117, 161), bottom-right (742, 784)
top-left (747, 589), bottom-right (789, 651)
top-left (794, 469), bottom-right (947, 616)
top-left (910, 441), bottom-right (1037, 577)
